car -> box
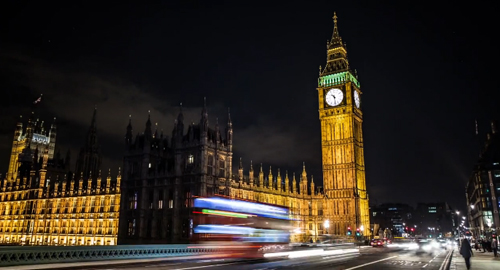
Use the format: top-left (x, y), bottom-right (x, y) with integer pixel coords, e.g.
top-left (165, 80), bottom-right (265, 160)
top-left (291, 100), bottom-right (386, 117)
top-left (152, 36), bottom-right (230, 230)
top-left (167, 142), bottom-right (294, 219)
top-left (415, 239), bottom-right (441, 253)
top-left (371, 238), bottom-right (387, 247)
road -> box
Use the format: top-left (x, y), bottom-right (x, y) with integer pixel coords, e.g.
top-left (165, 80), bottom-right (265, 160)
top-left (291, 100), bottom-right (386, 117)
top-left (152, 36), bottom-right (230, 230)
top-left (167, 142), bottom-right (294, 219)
top-left (60, 246), bottom-right (451, 270)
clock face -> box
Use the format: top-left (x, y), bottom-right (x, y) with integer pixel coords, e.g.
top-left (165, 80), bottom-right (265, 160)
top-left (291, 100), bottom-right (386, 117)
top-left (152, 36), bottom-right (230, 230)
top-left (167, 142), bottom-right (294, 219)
top-left (325, 88), bottom-right (343, 107)
top-left (354, 90), bottom-right (360, 108)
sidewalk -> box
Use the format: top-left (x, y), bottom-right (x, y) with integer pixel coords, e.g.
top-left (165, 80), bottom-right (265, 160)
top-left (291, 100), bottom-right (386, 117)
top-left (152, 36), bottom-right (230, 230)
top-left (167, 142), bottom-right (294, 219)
top-left (450, 248), bottom-right (499, 270)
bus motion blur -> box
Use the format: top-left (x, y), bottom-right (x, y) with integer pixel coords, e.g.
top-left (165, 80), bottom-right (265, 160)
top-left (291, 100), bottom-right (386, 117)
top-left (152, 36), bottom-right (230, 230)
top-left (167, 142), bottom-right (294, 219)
top-left (191, 196), bottom-right (294, 258)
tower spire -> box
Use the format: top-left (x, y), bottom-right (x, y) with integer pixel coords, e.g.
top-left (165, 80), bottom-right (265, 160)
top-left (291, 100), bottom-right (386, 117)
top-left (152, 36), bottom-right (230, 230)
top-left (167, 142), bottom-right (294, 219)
top-left (329, 12), bottom-right (343, 48)
top-left (321, 12), bottom-right (350, 76)
top-left (91, 105), bottom-right (97, 128)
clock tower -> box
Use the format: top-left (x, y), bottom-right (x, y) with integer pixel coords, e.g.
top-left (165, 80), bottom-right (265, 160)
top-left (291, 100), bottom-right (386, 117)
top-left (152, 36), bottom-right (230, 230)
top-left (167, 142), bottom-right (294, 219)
top-left (318, 13), bottom-right (370, 236)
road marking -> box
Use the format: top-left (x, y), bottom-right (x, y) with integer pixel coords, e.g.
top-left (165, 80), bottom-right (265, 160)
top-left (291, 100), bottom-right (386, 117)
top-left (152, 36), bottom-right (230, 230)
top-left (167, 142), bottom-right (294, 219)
top-left (173, 262), bottom-right (239, 270)
top-left (423, 263), bottom-right (428, 268)
top-left (344, 256), bottom-right (398, 270)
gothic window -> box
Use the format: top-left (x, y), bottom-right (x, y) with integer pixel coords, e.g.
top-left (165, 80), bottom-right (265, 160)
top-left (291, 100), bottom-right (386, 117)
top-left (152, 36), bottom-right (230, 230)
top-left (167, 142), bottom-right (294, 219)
top-left (219, 159), bottom-right (225, 177)
top-left (318, 201), bottom-right (323, 216)
top-left (128, 219), bottom-right (136, 236)
top-left (149, 191), bottom-right (154, 209)
top-left (207, 155), bottom-right (214, 175)
top-left (309, 202), bottom-right (312, 216)
top-left (100, 197), bottom-right (105, 212)
top-left (158, 191), bottom-right (164, 209)
top-left (188, 155), bottom-right (194, 164)
top-left (129, 192), bottom-right (138, 210)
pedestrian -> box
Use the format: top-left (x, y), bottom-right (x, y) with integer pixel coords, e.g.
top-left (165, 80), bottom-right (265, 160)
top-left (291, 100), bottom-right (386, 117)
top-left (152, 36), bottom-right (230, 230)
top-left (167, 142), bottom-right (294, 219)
top-left (482, 239), bottom-right (488, 252)
top-left (460, 238), bottom-right (473, 270)
top-left (492, 238), bottom-right (498, 257)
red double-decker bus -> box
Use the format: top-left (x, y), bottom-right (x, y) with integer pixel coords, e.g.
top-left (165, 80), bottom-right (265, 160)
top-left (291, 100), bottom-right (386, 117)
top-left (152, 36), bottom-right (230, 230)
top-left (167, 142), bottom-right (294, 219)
top-left (191, 196), bottom-right (293, 258)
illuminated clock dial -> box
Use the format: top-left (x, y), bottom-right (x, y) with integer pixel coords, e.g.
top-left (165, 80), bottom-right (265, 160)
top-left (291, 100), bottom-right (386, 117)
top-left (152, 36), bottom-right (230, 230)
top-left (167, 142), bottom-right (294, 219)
top-left (354, 90), bottom-right (360, 108)
top-left (325, 88), bottom-right (343, 107)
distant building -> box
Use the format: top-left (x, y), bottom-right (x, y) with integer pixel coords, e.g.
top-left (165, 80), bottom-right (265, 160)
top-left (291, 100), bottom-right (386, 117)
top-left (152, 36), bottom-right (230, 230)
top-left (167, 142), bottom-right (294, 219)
top-left (370, 203), bottom-right (413, 237)
top-left (0, 109), bottom-right (120, 246)
top-left (466, 121), bottom-right (500, 239)
top-left (415, 202), bottom-right (454, 237)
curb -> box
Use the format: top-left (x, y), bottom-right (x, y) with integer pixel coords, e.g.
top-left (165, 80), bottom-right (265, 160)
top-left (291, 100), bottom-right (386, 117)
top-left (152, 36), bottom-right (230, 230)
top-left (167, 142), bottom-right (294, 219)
top-left (439, 249), bottom-right (453, 270)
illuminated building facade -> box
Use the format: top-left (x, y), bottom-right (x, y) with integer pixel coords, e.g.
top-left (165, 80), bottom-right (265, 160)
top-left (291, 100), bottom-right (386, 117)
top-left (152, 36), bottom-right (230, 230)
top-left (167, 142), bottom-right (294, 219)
top-left (316, 12), bottom-right (370, 236)
top-left (0, 110), bottom-right (120, 246)
top-left (466, 121), bottom-right (500, 239)
top-left (119, 14), bottom-right (370, 244)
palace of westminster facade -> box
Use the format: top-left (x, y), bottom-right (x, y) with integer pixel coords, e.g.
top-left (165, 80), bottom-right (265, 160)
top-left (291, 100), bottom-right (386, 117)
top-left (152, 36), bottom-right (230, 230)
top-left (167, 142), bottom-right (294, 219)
top-left (0, 14), bottom-right (370, 245)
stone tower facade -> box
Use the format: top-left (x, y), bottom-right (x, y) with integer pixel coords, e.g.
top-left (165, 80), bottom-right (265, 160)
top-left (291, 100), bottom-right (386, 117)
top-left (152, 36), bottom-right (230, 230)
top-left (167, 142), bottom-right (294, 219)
top-left (317, 13), bottom-right (370, 236)
top-left (118, 101), bottom-right (233, 244)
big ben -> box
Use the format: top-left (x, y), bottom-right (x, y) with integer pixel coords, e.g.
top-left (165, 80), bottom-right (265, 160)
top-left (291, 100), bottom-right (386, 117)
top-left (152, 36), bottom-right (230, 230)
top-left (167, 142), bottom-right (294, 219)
top-left (318, 13), bottom-right (370, 236)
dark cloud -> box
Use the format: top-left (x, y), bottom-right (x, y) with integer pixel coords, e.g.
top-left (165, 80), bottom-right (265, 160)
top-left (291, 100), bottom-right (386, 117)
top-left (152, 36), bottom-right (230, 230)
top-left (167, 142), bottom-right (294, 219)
top-left (0, 49), bottom-right (316, 175)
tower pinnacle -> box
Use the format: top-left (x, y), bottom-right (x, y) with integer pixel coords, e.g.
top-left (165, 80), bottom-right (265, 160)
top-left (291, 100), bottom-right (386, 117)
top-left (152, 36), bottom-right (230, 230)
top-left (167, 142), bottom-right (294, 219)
top-left (321, 12), bottom-right (350, 76)
top-left (329, 12), bottom-right (343, 49)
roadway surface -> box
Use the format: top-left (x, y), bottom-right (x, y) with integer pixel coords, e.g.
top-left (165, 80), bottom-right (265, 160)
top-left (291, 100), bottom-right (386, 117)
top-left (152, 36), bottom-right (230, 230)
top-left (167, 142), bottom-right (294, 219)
top-left (60, 246), bottom-right (451, 270)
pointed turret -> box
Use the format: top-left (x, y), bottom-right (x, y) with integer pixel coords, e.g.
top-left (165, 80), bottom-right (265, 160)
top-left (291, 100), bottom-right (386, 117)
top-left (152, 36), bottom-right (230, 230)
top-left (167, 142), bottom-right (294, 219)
top-left (301, 162), bottom-right (307, 195)
top-left (75, 108), bottom-right (101, 180)
top-left (292, 172), bottom-right (297, 193)
top-left (61, 177), bottom-right (67, 197)
top-left (200, 98), bottom-right (208, 134)
top-left (176, 104), bottom-right (184, 139)
top-left (277, 169), bottom-right (282, 191)
top-left (144, 110), bottom-right (152, 139)
top-left (153, 123), bottom-right (158, 139)
top-left (268, 166), bottom-right (273, 189)
top-left (106, 168), bottom-right (111, 193)
top-left (321, 12), bottom-right (350, 76)
top-left (310, 175), bottom-right (315, 196)
top-left (125, 115), bottom-right (133, 146)
top-left (226, 108), bottom-right (233, 151)
top-left (116, 167), bottom-right (121, 193)
top-left (249, 160), bottom-right (254, 186)
top-left (285, 171), bottom-right (289, 193)
top-left (238, 157), bottom-right (243, 181)
top-left (259, 163), bottom-right (264, 187)
top-left (87, 171), bottom-right (93, 194)
top-left (48, 117), bottom-right (57, 159)
top-left (96, 169), bottom-right (102, 194)
top-left (69, 175), bottom-right (75, 196)
top-left (215, 117), bottom-right (220, 143)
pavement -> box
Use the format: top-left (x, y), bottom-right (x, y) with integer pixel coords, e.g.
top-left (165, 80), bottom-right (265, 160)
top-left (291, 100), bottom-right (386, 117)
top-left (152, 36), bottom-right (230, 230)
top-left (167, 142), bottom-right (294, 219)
top-left (450, 248), bottom-right (499, 270)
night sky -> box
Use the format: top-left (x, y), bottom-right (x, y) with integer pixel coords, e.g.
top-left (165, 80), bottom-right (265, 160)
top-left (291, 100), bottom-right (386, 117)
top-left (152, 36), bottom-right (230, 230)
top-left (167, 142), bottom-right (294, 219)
top-left (1, 1), bottom-right (498, 213)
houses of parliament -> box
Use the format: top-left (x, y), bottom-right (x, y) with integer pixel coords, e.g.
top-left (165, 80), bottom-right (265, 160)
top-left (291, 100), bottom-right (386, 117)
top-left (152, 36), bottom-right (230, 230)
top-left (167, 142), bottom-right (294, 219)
top-left (0, 14), bottom-right (370, 246)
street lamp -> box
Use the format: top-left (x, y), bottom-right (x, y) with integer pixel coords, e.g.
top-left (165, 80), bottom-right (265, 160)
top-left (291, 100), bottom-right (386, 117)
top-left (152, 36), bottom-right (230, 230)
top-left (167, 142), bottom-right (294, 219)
top-left (456, 211), bottom-right (460, 215)
top-left (324, 220), bottom-right (330, 235)
top-left (470, 204), bottom-right (475, 210)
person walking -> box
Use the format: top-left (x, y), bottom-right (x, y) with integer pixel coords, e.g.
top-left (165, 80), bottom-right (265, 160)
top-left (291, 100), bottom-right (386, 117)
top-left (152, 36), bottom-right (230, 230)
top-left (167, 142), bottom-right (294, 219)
top-left (460, 238), bottom-right (474, 270)
top-left (492, 238), bottom-right (498, 257)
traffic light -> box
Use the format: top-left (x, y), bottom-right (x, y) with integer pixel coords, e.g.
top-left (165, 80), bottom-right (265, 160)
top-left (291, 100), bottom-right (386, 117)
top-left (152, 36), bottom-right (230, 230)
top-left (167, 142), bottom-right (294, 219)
top-left (347, 227), bottom-right (352, 236)
top-left (355, 228), bottom-right (361, 237)
top-left (410, 228), bottom-right (414, 232)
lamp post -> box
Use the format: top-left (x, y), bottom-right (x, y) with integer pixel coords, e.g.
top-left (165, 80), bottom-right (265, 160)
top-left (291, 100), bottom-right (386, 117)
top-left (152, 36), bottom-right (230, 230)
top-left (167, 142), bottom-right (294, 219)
top-left (324, 220), bottom-right (330, 235)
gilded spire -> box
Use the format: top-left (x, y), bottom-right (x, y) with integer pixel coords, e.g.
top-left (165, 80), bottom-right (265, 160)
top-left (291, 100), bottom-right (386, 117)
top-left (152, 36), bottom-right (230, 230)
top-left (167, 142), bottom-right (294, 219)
top-left (322, 12), bottom-right (350, 76)
top-left (329, 12), bottom-right (343, 48)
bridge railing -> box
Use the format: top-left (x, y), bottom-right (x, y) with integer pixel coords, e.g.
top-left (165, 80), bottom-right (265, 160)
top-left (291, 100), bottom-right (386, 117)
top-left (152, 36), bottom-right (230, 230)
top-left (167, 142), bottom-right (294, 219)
top-left (0, 244), bottom-right (223, 267)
